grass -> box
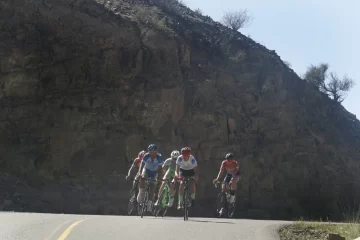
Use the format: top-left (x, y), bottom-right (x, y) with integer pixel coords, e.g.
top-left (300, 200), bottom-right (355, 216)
top-left (280, 201), bottom-right (360, 240)
top-left (134, 5), bottom-right (171, 34)
top-left (279, 221), bottom-right (360, 240)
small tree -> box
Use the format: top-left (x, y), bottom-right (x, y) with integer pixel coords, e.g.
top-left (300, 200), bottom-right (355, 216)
top-left (325, 73), bottom-right (354, 103)
top-left (222, 9), bottom-right (253, 31)
top-left (304, 63), bottom-right (329, 91)
top-left (304, 63), bottom-right (355, 103)
top-left (194, 8), bottom-right (202, 15)
top-left (284, 61), bottom-right (292, 68)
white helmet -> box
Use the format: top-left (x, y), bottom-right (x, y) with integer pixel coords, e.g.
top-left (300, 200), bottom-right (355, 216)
top-left (171, 150), bottom-right (180, 159)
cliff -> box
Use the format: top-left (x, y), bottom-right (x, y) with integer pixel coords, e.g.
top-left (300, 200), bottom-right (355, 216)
top-left (1, 0), bottom-right (359, 220)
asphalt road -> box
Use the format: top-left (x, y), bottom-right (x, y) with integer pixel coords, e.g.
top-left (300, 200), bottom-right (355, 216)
top-left (0, 212), bottom-right (291, 240)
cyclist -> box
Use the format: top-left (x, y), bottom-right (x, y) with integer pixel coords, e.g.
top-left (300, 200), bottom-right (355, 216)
top-left (137, 144), bottom-right (164, 212)
top-left (213, 153), bottom-right (240, 206)
top-left (154, 150), bottom-right (180, 208)
top-left (126, 150), bottom-right (146, 181)
top-left (174, 147), bottom-right (199, 210)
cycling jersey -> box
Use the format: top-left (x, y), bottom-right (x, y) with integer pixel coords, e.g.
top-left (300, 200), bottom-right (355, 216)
top-left (176, 155), bottom-right (197, 170)
top-left (141, 152), bottom-right (163, 180)
top-left (133, 157), bottom-right (141, 167)
top-left (142, 153), bottom-right (163, 171)
top-left (221, 159), bottom-right (239, 175)
top-left (163, 158), bottom-right (176, 179)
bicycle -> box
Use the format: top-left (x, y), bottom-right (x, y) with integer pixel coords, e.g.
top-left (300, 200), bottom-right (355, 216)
top-left (126, 177), bottom-right (139, 216)
top-left (153, 179), bottom-right (173, 217)
top-left (139, 177), bottom-right (157, 218)
top-left (214, 180), bottom-right (236, 218)
top-left (180, 176), bottom-right (195, 221)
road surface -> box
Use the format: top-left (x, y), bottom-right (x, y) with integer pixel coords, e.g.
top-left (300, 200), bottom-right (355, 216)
top-left (0, 212), bottom-right (291, 240)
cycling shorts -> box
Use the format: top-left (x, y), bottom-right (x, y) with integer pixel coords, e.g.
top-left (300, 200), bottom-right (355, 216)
top-left (180, 168), bottom-right (195, 178)
top-left (141, 168), bottom-right (158, 181)
top-left (223, 172), bottom-right (240, 184)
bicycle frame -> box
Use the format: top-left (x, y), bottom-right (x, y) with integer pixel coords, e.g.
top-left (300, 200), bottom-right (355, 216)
top-left (127, 177), bottom-right (140, 216)
top-left (215, 180), bottom-right (236, 218)
top-left (181, 176), bottom-right (195, 221)
top-left (154, 179), bottom-right (173, 217)
top-left (140, 177), bottom-right (157, 218)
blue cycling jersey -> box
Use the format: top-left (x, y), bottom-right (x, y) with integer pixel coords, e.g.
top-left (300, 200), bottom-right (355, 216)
top-left (142, 153), bottom-right (164, 171)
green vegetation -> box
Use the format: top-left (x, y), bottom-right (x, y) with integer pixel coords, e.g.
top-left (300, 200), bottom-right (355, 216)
top-left (221, 9), bottom-right (253, 30)
top-left (134, 5), bottom-right (171, 34)
top-left (279, 221), bottom-right (360, 240)
top-left (304, 63), bottom-right (355, 103)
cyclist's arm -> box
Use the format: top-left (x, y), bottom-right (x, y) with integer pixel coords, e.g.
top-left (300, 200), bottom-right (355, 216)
top-left (162, 160), bottom-right (170, 172)
top-left (127, 160), bottom-right (138, 177)
top-left (138, 161), bottom-right (145, 176)
top-left (157, 164), bottom-right (164, 178)
top-left (235, 161), bottom-right (240, 174)
top-left (175, 164), bottom-right (180, 178)
top-left (193, 166), bottom-right (199, 179)
top-left (215, 162), bottom-right (225, 180)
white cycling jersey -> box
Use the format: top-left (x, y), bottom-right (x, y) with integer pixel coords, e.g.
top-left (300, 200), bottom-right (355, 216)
top-left (176, 155), bottom-right (198, 170)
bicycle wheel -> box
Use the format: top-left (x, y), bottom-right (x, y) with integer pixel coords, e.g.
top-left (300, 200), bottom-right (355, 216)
top-left (155, 188), bottom-right (166, 217)
top-left (140, 190), bottom-right (148, 218)
top-left (127, 188), bottom-right (137, 215)
top-left (162, 205), bottom-right (168, 217)
top-left (183, 187), bottom-right (188, 221)
top-left (228, 200), bottom-right (236, 218)
top-left (215, 192), bottom-right (226, 218)
top-left (162, 186), bottom-right (170, 217)
top-left (183, 186), bottom-right (191, 221)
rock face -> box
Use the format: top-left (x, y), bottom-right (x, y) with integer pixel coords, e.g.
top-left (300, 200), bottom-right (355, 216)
top-left (1, 0), bottom-right (360, 220)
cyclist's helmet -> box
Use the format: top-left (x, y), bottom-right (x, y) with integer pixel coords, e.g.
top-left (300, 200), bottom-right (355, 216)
top-left (225, 153), bottom-right (234, 160)
top-left (147, 144), bottom-right (157, 152)
top-left (171, 150), bottom-right (180, 159)
top-left (138, 150), bottom-right (146, 159)
top-left (181, 147), bottom-right (191, 157)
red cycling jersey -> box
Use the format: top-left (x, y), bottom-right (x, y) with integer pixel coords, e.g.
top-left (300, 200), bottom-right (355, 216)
top-left (133, 158), bottom-right (141, 167)
top-left (221, 159), bottom-right (239, 175)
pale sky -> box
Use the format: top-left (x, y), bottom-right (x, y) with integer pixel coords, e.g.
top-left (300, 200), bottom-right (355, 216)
top-left (185, 0), bottom-right (359, 118)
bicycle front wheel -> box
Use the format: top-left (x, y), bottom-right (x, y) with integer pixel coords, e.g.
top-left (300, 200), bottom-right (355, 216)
top-left (127, 188), bottom-right (137, 215)
top-left (228, 196), bottom-right (236, 218)
top-left (140, 191), bottom-right (148, 218)
top-left (155, 188), bottom-right (166, 217)
top-left (183, 186), bottom-right (191, 221)
top-left (215, 192), bottom-right (226, 218)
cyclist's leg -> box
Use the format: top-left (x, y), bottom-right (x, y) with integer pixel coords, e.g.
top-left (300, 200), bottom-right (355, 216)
top-left (147, 169), bottom-right (157, 211)
top-left (165, 173), bottom-right (176, 207)
top-left (189, 170), bottom-right (196, 201)
top-left (219, 174), bottom-right (231, 214)
top-left (154, 172), bottom-right (162, 201)
top-left (155, 172), bottom-right (169, 206)
top-left (177, 169), bottom-right (185, 209)
top-left (159, 171), bottom-right (170, 198)
top-left (229, 173), bottom-right (239, 203)
top-left (136, 169), bottom-right (146, 203)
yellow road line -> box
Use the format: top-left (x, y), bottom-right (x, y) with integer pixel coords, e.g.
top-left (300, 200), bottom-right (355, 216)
top-left (44, 219), bottom-right (72, 240)
top-left (57, 219), bottom-right (88, 240)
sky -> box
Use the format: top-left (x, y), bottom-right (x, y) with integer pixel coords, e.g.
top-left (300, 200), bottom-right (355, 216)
top-left (184, 0), bottom-right (359, 118)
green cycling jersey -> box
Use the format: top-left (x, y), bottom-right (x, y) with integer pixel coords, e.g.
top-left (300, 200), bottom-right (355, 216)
top-left (163, 158), bottom-right (176, 179)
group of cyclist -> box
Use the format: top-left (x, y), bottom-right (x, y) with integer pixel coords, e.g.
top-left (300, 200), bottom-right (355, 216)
top-left (125, 143), bottom-right (240, 215)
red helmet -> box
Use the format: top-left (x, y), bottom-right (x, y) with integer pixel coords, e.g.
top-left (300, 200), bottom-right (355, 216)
top-left (181, 147), bottom-right (191, 156)
top-left (138, 150), bottom-right (146, 159)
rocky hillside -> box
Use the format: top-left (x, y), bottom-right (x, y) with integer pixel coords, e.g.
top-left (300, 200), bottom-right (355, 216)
top-left (1, 0), bottom-right (360, 220)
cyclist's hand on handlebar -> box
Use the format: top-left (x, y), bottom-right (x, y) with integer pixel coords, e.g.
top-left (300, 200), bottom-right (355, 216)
top-left (213, 178), bottom-right (219, 184)
top-left (126, 175), bottom-right (130, 180)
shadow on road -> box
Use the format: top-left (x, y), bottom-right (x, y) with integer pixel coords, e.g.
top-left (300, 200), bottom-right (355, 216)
top-left (188, 219), bottom-right (235, 224)
top-left (144, 216), bottom-right (235, 224)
